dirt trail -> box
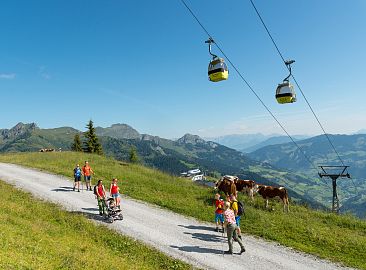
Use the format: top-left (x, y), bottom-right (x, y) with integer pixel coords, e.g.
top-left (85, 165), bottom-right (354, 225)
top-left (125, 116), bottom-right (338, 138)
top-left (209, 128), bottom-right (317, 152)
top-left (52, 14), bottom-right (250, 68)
top-left (0, 163), bottom-right (354, 270)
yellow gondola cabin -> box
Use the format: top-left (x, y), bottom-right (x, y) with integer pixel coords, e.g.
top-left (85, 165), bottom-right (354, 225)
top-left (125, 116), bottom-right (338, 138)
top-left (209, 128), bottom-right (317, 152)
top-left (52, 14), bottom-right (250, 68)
top-left (275, 81), bottom-right (297, 104)
top-left (208, 58), bottom-right (228, 82)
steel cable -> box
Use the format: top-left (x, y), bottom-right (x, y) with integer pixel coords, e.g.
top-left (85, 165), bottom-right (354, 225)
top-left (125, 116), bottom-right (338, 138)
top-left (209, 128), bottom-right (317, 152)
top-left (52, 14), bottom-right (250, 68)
top-left (180, 0), bottom-right (318, 172)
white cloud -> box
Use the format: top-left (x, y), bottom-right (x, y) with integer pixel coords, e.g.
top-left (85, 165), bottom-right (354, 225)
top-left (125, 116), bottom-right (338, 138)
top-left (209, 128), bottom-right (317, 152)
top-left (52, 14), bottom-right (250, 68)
top-left (0, 73), bottom-right (16, 79)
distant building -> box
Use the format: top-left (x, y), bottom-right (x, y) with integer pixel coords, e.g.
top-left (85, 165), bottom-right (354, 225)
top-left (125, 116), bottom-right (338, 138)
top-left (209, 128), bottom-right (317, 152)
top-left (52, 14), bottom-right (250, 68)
top-left (180, 168), bottom-right (206, 181)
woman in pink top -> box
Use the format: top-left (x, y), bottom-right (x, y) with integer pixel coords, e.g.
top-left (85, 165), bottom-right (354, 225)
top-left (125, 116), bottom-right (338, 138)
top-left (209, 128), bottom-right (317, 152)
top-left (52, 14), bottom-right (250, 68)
top-left (223, 202), bottom-right (246, 255)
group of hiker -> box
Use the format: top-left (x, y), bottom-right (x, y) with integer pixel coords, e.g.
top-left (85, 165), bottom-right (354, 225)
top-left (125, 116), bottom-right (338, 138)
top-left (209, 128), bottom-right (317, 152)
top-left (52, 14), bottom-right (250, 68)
top-left (214, 193), bottom-right (246, 255)
top-left (73, 161), bottom-right (121, 216)
top-left (72, 162), bottom-right (244, 254)
top-left (72, 161), bottom-right (94, 192)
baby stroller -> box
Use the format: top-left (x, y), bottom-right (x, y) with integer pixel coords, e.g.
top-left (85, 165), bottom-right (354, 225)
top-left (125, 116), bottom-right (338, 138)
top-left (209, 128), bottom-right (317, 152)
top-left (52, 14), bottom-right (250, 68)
top-left (104, 198), bottom-right (123, 223)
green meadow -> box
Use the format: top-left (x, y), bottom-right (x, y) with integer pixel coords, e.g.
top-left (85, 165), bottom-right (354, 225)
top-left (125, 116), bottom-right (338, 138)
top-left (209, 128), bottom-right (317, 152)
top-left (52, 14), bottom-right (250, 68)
top-left (0, 180), bottom-right (191, 270)
top-left (0, 152), bottom-right (365, 269)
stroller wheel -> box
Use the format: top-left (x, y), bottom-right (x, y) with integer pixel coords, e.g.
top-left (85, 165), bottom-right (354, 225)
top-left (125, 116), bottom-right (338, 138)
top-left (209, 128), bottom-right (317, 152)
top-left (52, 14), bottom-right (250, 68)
top-left (118, 213), bottom-right (123, 220)
top-left (109, 217), bottom-right (114, 223)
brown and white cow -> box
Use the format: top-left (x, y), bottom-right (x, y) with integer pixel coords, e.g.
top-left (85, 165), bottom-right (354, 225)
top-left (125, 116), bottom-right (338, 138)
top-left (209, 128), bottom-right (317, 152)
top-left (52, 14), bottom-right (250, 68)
top-left (254, 184), bottom-right (289, 212)
top-left (235, 179), bottom-right (255, 201)
top-left (214, 175), bottom-right (238, 196)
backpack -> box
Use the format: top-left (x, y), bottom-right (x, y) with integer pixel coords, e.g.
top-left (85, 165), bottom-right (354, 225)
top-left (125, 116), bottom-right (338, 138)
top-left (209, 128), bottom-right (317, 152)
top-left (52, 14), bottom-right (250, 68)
top-left (93, 185), bottom-right (98, 196)
top-left (237, 201), bottom-right (245, 216)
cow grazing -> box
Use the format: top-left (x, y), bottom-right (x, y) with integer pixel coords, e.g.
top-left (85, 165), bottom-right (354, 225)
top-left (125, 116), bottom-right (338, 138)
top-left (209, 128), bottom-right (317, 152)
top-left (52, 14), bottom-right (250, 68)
top-left (214, 175), bottom-right (238, 196)
top-left (39, 148), bottom-right (55, 153)
top-left (235, 180), bottom-right (255, 201)
top-left (255, 184), bottom-right (289, 212)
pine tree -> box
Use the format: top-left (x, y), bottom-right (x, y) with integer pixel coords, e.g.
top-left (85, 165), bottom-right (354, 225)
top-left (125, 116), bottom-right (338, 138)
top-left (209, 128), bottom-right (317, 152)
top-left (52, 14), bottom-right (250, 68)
top-left (71, 134), bottom-right (83, 152)
top-left (129, 146), bottom-right (139, 163)
top-left (83, 120), bottom-right (103, 155)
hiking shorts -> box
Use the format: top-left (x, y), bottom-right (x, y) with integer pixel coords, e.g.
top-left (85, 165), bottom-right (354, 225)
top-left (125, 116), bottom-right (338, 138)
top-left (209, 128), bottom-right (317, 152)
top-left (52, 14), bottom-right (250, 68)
top-left (84, 175), bottom-right (91, 182)
top-left (74, 176), bottom-right (81, 182)
top-left (235, 215), bottom-right (241, 227)
top-left (215, 213), bottom-right (224, 223)
top-left (111, 193), bottom-right (120, 199)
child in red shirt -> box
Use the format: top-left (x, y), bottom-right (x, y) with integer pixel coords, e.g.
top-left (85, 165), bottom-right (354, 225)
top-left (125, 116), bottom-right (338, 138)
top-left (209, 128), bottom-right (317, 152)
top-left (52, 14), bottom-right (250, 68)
top-left (109, 178), bottom-right (121, 208)
top-left (214, 193), bottom-right (224, 232)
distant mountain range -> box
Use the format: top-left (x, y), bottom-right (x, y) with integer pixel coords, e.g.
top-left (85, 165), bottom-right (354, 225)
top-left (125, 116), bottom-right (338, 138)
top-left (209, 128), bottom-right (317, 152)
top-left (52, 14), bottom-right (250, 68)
top-left (204, 133), bottom-right (274, 151)
top-left (241, 135), bottom-right (310, 153)
top-left (1, 122), bottom-right (365, 218)
top-left (205, 134), bottom-right (309, 152)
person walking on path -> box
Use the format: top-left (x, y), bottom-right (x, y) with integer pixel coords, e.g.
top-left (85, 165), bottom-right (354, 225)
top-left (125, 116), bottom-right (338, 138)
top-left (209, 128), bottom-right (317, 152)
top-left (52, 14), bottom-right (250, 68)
top-left (214, 193), bottom-right (224, 232)
top-left (82, 161), bottom-right (94, 191)
top-left (109, 178), bottom-right (121, 208)
top-left (223, 201), bottom-right (246, 255)
top-left (95, 179), bottom-right (107, 216)
top-left (73, 164), bottom-right (82, 192)
top-left (229, 194), bottom-right (242, 239)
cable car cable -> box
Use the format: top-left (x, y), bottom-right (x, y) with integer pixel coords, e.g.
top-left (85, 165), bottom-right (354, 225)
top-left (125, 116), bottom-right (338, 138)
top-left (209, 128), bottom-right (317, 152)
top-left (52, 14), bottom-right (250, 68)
top-left (249, 0), bottom-right (358, 192)
top-left (179, 0), bottom-right (318, 172)
top-left (248, 0), bottom-right (349, 173)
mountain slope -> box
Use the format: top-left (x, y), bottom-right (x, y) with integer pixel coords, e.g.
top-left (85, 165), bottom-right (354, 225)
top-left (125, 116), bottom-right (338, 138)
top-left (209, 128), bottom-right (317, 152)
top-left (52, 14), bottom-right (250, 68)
top-left (248, 134), bottom-right (366, 178)
top-left (100, 133), bottom-right (325, 208)
top-left (0, 126), bottom-right (79, 152)
top-left (242, 135), bottom-right (309, 153)
top-left (95, 123), bottom-right (141, 140)
top-left (205, 133), bottom-right (272, 150)
top-left (248, 134), bottom-right (366, 217)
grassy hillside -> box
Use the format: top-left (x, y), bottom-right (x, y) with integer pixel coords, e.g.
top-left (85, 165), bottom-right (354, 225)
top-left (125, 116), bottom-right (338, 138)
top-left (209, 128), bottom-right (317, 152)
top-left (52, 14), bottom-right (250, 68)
top-left (0, 152), bottom-right (365, 269)
top-left (0, 180), bottom-right (190, 270)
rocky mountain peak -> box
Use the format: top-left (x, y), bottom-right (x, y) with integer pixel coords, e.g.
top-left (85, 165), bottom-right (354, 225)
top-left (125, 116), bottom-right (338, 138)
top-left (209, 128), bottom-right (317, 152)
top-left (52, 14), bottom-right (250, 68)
top-left (177, 134), bottom-right (205, 145)
top-left (95, 123), bottom-right (141, 140)
top-left (1, 122), bottom-right (38, 140)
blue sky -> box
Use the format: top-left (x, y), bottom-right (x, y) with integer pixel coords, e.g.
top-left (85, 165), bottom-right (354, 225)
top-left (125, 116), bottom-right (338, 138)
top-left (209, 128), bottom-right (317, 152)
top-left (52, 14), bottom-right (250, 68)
top-left (1, 0), bottom-right (365, 138)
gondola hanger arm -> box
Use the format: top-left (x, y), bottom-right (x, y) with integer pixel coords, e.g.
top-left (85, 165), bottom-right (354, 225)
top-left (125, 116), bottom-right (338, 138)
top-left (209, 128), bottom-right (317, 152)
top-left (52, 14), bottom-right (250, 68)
top-left (205, 38), bottom-right (218, 59)
top-left (283, 59), bottom-right (295, 82)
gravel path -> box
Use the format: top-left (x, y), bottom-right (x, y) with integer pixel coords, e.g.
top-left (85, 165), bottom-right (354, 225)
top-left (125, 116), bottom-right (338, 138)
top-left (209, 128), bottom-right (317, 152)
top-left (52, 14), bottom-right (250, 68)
top-left (0, 163), bottom-right (355, 270)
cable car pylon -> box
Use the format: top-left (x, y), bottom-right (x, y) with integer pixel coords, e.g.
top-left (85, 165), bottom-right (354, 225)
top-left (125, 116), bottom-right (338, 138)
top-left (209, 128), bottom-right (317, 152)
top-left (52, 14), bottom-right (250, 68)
top-left (318, 166), bottom-right (351, 214)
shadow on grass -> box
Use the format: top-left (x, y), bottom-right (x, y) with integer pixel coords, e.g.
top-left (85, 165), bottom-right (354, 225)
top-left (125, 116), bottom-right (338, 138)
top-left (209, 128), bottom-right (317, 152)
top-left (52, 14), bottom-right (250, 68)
top-left (170, 245), bottom-right (223, 255)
